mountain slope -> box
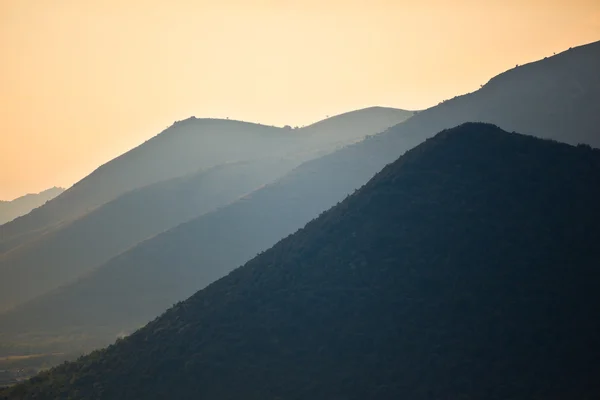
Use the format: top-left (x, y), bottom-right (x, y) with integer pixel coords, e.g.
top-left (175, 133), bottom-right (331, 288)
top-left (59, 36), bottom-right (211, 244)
top-left (0, 109), bottom-right (411, 312)
top-left (2, 41), bottom-right (598, 350)
top-left (4, 123), bottom-right (600, 399)
top-left (0, 143), bottom-right (383, 343)
top-left (0, 120), bottom-right (284, 252)
top-left (0, 159), bottom-right (299, 312)
top-left (0, 109), bottom-right (412, 253)
top-left (0, 188), bottom-right (64, 225)
top-left (364, 39), bottom-right (600, 164)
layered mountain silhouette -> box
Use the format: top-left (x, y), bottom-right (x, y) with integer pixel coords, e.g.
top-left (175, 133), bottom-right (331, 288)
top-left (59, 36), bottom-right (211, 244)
top-left (0, 108), bottom-right (411, 254)
top-left (0, 144), bottom-right (386, 345)
top-left (0, 108), bottom-right (411, 312)
top-left (0, 188), bottom-right (64, 225)
top-left (363, 40), bottom-right (600, 161)
top-left (2, 41), bottom-right (598, 351)
top-left (0, 159), bottom-right (300, 312)
top-left (4, 123), bottom-right (600, 399)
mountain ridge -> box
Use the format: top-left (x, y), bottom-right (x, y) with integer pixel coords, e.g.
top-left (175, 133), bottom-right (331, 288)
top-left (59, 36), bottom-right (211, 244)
top-left (4, 123), bottom-right (600, 399)
top-left (0, 108), bottom-right (412, 253)
top-left (1, 41), bottom-right (598, 352)
top-left (0, 159), bottom-right (300, 312)
top-left (0, 108), bottom-right (412, 312)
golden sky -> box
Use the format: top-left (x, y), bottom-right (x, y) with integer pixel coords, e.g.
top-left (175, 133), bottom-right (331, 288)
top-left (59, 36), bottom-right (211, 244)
top-left (1, 0), bottom-right (599, 200)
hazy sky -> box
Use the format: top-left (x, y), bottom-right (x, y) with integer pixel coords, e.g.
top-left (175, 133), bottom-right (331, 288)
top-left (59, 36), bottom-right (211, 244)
top-left (1, 0), bottom-right (599, 199)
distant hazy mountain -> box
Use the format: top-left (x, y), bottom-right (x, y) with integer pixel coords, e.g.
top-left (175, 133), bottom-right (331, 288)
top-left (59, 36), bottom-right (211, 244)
top-left (297, 106), bottom-right (418, 146)
top-left (5, 123), bottom-right (600, 399)
top-left (2, 41), bottom-right (598, 350)
top-left (0, 159), bottom-right (299, 312)
top-left (0, 143), bottom-right (387, 343)
top-left (0, 108), bottom-right (412, 312)
top-left (0, 188), bottom-right (64, 225)
top-left (0, 109), bottom-right (412, 254)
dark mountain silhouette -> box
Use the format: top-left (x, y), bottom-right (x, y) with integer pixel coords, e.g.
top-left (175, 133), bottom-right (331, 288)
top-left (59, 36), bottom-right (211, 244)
top-left (0, 188), bottom-right (64, 225)
top-left (0, 109), bottom-right (412, 254)
top-left (4, 123), bottom-right (600, 399)
top-left (0, 159), bottom-right (300, 312)
top-left (2, 41), bottom-right (599, 352)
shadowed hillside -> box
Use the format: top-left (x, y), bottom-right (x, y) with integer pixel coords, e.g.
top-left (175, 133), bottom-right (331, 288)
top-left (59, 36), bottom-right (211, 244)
top-left (4, 123), bottom-right (600, 399)
top-left (0, 188), bottom-right (64, 225)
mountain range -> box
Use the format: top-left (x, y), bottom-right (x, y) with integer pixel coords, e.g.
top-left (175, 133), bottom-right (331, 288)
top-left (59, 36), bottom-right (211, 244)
top-left (4, 123), bottom-right (599, 399)
top-left (1, 40), bottom-right (598, 355)
top-left (0, 107), bottom-right (412, 255)
top-left (0, 108), bottom-right (412, 312)
top-left (0, 159), bottom-right (298, 312)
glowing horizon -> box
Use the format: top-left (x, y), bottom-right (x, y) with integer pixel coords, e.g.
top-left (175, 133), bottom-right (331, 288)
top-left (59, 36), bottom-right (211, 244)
top-left (1, 0), bottom-right (599, 200)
